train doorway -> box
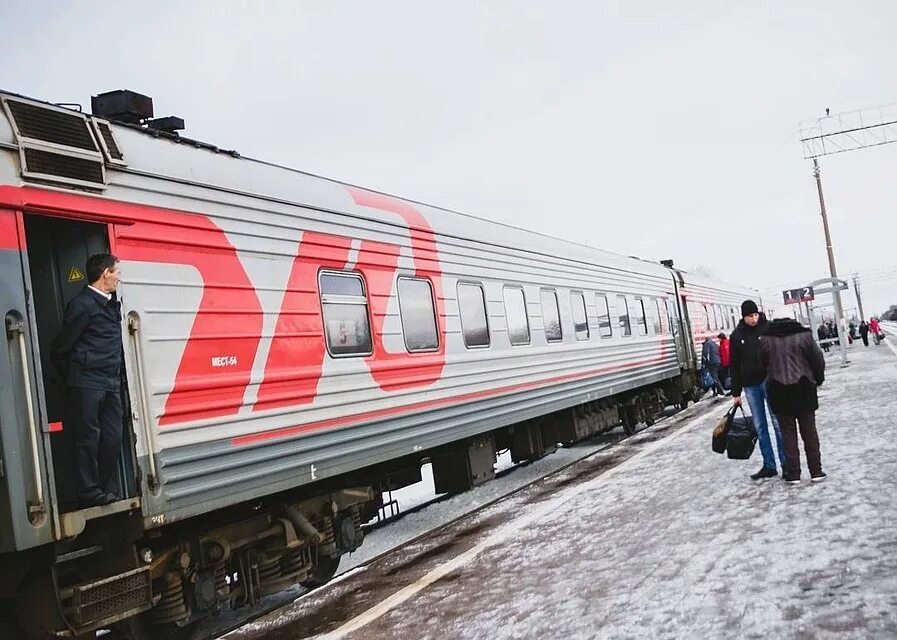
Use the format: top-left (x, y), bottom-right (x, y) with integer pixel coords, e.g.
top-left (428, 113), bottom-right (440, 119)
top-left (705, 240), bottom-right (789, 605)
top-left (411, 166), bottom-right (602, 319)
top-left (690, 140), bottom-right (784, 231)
top-left (22, 214), bottom-right (138, 512)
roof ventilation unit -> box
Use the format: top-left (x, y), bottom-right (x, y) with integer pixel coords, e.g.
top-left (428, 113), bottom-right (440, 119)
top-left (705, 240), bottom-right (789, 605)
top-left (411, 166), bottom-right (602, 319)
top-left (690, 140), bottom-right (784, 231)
top-left (1, 96), bottom-right (107, 189)
top-left (91, 89), bottom-right (185, 134)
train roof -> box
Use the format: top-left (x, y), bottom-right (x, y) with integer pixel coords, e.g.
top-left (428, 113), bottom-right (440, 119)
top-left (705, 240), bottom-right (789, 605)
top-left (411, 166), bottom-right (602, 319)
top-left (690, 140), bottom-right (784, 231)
top-left (0, 89), bottom-right (753, 294)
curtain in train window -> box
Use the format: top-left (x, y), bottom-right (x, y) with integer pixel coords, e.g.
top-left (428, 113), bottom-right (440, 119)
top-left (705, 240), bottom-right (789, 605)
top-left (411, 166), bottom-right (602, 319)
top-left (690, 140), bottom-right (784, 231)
top-left (503, 286), bottom-right (530, 345)
top-left (597, 294), bottom-right (613, 338)
top-left (617, 295), bottom-right (631, 336)
top-left (458, 282), bottom-right (490, 348)
top-left (570, 291), bottom-right (589, 341)
top-left (319, 271), bottom-right (373, 356)
top-left (398, 277), bottom-right (439, 351)
top-left (540, 289), bottom-right (563, 342)
top-left (653, 299), bottom-right (663, 334)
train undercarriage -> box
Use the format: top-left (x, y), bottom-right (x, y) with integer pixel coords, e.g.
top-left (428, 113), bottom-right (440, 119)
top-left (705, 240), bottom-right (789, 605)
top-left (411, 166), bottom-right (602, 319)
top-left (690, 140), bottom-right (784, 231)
top-left (0, 369), bottom-right (699, 640)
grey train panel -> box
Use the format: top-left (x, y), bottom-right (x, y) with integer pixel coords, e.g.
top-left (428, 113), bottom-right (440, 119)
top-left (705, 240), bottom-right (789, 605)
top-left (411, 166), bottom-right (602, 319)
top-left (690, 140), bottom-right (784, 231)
top-left (152, 361), bottom-right (677, 523)
top-left (0, 245), bottom-right (53, 551)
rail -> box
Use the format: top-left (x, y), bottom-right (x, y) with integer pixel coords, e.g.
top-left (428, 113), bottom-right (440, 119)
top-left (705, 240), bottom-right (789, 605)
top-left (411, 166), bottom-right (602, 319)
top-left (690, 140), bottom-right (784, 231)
top-left (5, 314), bottom-right (45, 519)
top-left (127, 313), bottom-right (159, 491)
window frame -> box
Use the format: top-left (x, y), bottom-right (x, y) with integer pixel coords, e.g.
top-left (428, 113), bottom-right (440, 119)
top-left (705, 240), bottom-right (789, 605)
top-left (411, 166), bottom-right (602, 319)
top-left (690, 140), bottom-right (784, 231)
top-left (540, 288), bottom-right (564, 343)
top-left (634, 298), bottom-right (648, 336)
top-left (596, 293), bottom-right (613, 338)
top-left (318, 269), bottom-right (374, 358)
top-left (617, 294), bottom-right (632, 337)
top-left (457, 280), bottom-right (491, 349)
top-left (570, 290), bottom-right (590, 341)
top-left (503, 285), bottom-right (531, 346)
top-left (397, 276), bottom-right (440, 353)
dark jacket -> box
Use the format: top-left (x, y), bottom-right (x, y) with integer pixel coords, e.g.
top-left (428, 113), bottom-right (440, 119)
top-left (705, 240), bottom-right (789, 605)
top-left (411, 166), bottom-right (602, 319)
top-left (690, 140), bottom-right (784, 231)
top-left (762, 318), bottom-right (826, 416)
top-left (729, 313), bottom-right (769, 396)
top-left (50, 287), bottom-right (124, 391)
top-left (701, 338), bottom-right (721, 367)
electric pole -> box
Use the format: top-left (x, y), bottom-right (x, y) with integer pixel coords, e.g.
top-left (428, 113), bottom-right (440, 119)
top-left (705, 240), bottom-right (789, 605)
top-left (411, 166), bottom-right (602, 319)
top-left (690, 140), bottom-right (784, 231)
top-left (852, 273), bottom-right (865, 320)
top-left (811, 159), bottom-right (849, 367)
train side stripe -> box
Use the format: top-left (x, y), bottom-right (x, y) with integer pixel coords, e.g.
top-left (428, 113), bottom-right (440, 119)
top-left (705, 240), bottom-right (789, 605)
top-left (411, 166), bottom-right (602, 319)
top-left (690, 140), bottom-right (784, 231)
top-left (230, 339), bottom-right (672, 447)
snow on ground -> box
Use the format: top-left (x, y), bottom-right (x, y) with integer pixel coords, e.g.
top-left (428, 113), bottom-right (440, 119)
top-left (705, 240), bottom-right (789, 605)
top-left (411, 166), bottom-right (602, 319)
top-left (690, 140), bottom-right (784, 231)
top-left (348, 338), bottom-right (897, 640)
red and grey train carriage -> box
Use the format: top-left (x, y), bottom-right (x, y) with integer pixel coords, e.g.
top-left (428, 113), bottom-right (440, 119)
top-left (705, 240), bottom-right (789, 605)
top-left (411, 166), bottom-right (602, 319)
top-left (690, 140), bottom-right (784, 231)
top-left (0, 90), bottom-right (756, 638)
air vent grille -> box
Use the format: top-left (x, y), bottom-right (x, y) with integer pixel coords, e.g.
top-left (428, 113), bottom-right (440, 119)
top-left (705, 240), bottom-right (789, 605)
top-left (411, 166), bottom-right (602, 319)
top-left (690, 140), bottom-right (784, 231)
top-left (6, 100), bottom-right (98, 151)
top-left (23, 148), bottom-right (105, 185)
top-left (95, 121), bottom-right (123, 160)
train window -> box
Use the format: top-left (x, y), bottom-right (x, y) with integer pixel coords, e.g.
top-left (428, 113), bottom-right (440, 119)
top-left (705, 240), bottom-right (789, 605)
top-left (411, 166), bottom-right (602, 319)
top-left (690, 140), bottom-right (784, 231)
top-left (654, 299), bottom-right (663, 334)
top-left (712, 305), bottom-right (720, 331)
top-left (633, 299), bottom-right (648, 335)
top-left (540, 289), bottom-right (563, 342)
top-left (617, 295), bottom-right (631, 336)
top-left (319, 271), bottom-right (373, 357)
top-left (665, 299), bottom-right (674, 333)
top-left (398, 277), bottom-right (439, 352)
top-left (458, 282), bottom-right (490, 348)
top-left (503, 286), bottom-right (530, 345)
top-left (703, 304), bottom-right (711, 331)
top-left (597, 294), bottom-right (612, 338)
top-left (731, 306), bottom-right (737, 328)
top-left (570, 291), bottom-right (589, 341)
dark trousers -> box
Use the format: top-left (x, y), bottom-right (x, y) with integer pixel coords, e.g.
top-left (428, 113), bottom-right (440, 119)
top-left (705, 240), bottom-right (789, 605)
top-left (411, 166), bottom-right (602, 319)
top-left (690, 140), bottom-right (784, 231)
top-left (66, 386), bottom-right (123, 501)
top-left (777, 412), bottom-right (822, 478)
top-left (708, 364), bottom-right (725, 395)
top-left (861, 333), bottom-right (869, 346)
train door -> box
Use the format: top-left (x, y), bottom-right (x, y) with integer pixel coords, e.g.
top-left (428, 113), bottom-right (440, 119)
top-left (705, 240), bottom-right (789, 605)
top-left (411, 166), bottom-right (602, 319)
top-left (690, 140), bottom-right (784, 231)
top-left (22, 214), bottom-right (138, 512)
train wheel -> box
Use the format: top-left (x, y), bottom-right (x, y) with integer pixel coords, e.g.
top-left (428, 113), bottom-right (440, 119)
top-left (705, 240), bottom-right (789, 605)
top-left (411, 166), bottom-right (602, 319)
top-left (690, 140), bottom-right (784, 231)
top-left (301, 554), bottom-right (341, 589)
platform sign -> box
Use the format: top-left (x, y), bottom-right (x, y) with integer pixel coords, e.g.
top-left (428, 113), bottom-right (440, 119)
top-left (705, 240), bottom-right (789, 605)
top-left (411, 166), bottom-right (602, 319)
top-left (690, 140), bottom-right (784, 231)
top-left (783, 286), bottom-right (815, 305)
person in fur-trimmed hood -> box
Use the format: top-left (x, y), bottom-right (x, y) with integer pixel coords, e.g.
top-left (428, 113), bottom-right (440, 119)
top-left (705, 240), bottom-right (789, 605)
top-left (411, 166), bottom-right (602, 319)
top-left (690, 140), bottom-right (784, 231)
top-left (761, 317), bottom-right (827, 484)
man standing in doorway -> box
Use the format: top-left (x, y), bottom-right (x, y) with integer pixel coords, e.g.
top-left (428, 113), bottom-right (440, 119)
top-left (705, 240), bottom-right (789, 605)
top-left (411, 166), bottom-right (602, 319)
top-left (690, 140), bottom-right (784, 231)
top-left (730, 300), bottom-right (786, 480)
top-left (51, 254), bottom-right (124, 508)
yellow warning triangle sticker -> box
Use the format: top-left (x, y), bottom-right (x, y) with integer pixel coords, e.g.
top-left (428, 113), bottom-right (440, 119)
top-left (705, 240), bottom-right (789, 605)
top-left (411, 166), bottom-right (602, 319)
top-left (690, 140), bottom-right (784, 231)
top-left (68, 266), bottom-right (85, 282)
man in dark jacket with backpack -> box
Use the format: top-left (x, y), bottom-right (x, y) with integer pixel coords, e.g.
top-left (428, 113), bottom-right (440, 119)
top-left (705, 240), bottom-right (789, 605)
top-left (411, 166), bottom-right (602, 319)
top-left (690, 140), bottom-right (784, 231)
top-left (50, 254), bottom-right (124, 508)
top-left (730, 300), bottom-right (786, 481)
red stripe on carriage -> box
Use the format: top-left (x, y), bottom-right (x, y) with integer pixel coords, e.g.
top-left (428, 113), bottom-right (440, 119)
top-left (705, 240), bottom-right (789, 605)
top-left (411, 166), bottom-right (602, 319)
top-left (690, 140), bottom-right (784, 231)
top-left (0, 185), bottom-right (264, 426)
top-left (347, 187), bottom-right (447, 391)
top-left (0, 209), bottom-right (19, 250)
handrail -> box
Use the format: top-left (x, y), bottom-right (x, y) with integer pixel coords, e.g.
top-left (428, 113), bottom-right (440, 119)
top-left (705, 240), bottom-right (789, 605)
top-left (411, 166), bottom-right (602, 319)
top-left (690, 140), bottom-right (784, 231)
top-left (127, 313), bottom-right (159, 491)
top-left (5, 315), bottom-right (45, 518)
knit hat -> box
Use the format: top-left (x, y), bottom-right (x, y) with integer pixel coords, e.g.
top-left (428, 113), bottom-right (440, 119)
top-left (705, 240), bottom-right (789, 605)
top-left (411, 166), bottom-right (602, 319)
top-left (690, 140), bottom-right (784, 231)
top-left (741, 299), bottom-right (759, 317)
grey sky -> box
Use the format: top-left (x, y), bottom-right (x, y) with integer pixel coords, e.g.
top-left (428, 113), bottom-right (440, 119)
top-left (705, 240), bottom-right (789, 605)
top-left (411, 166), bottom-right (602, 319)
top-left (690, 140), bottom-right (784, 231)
top-left (2, 0), bottom-right (896, 314)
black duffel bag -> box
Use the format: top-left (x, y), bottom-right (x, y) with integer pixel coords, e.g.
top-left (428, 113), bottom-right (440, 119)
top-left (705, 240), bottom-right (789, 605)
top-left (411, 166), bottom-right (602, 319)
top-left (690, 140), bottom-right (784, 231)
top-left (726, 407), bottom-right (757, 460)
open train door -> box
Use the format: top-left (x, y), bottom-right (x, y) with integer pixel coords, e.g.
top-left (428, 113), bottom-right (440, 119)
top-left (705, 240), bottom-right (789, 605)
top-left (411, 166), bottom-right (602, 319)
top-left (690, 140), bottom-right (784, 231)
top-left (21, 213), bottom-right (139, 514)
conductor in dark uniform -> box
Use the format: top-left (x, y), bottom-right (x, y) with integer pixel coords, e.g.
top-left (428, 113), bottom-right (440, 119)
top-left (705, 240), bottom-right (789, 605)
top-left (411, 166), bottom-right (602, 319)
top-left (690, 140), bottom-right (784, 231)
top-left (50, 254), bottom-right (124, 507)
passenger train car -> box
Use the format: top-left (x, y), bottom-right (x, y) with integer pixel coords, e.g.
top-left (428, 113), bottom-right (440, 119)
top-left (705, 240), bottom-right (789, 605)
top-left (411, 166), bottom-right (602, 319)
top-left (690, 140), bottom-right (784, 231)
top-left (0, 90), bottom-right (757, 639)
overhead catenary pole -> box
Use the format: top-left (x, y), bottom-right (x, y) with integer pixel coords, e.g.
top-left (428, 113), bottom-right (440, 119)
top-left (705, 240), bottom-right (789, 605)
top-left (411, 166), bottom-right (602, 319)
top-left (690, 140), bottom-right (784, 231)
top-left (812, 158), bottom-right (849, 368)
top-left (852, 273), bottom-right (865, 320)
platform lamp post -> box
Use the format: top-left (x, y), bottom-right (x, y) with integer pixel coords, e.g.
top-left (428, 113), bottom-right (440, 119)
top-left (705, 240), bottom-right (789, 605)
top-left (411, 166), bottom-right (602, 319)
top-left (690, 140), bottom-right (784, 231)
top-left (799, 103), bottom-right (897, 367)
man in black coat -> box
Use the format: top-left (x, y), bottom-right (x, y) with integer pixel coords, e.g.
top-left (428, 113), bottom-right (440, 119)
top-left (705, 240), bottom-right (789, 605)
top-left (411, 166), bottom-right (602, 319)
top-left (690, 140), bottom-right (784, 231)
top-left (51, 254), bottom-right (124, 508)
top-left (730, 300), bottom-right (786, 481)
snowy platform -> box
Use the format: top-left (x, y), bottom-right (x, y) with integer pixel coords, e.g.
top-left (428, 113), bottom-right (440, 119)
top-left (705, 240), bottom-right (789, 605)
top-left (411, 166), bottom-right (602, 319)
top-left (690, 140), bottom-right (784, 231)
top-left (227, 337), bottom-right (897, 640)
